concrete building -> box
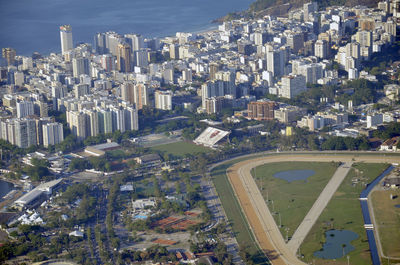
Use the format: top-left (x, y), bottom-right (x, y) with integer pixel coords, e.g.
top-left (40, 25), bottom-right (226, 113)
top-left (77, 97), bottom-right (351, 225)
top-left (15, 119), bottom-right (37, 148)
top-left (72, 57), bottom-right (90, 78)
top-left (117, 43), bottom-right (132, 73)
top-left (315, 40), bottom-right (329, 59)
top-left (367, 113), bottom-right (383, 128)
top-left (274, 106), bottom-right (305, 123)
top-left (355, 30), bottom-right (373, 47)
top-left (280, 75), bottom-right (307, 99)
top-left (204, 96), bottom-right (226, 114)
top-left (67, 111), bottom-right (88, 141)
top-left (74, 84), bottom-right (90, 98)
top-left (155, 90), bottom-right (173, 110)
top-left (2, 48), bottom-right (16, 66)
top-left (60, 25), bottom-right (73, 54)
top-left (247, 101), bottom-right (277, 120)
top-left (42, 122), bottom-right (64, 147)
top-left (16, 101), bottom-right (34, 118)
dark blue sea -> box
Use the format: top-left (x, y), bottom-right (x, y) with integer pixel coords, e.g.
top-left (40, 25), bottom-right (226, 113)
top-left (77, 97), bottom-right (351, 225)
top-left (0, 0), bottom-right (253, 56)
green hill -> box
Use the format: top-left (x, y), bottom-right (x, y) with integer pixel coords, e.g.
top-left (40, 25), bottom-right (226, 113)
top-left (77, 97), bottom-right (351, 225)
top-left (249, 0), bottom-right (380, 17)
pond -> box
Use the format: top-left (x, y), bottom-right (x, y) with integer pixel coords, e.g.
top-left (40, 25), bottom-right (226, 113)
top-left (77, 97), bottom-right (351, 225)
top-left (273, 170), bottom-right (315, 183)
top-left (395, 204), bottom-right (400, 208)
top-left (0, 179), bottom-right (14, 198)
top-left (314, 230), bottom-right (358, 259)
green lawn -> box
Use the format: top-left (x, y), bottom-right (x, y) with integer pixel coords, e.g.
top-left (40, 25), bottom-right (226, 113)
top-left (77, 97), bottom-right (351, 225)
top-left (252, 161), bottom-right (339, 239)
top-left (300, 163), bottom-right (389, 265)
top-left (371, 190), bottom-right (400, 260)
top-left (150, 141), bottom-right (211, 157)
top-left (211, 160), bottom-right (270, 265)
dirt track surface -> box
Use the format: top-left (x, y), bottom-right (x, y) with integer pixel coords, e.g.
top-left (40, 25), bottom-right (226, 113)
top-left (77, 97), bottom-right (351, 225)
top-left (226, 153), bottom-right (399, 265)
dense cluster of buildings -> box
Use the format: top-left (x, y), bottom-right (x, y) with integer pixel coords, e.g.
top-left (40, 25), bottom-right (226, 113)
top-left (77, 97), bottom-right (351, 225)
top-left (0, 0), bottom-right (400, 148)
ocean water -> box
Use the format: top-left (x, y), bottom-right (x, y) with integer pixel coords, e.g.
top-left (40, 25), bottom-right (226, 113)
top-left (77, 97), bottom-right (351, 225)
top-left (0, 0), bottom-right (253, 56)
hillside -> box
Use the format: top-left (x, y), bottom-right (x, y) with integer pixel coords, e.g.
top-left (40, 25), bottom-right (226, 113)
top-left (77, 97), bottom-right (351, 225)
top-left (249, 0), bottom-right (381, 17)
top-left (216, 0), bottom-right (381, 22)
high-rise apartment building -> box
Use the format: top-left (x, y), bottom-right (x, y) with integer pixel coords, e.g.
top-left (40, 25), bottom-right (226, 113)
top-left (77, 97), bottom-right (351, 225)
top-left (67, 111), bottom-right (87, 141)
top-left (280, 75), bottom-right (307, 99)
top-left (2, 48), bottom-right (16, 66)
top-left (121, 81), bottom-right (135, 104)
top-left (16, 101), bottom-right (34, 118)
top-left (60, 25), bottom-right (73, 54)
top-left (247, 101), bottom-right (277, 120)
top-left (42, 122), bottom-right (64, 147)
top-left (74, 84), bottom-right (90, 98)
top-left (117, 43), bottom-right (132, 73)
top-left (155, 90), bottom-right (173, 110)
top-left (72, 57), bottom-right (90, 78)
top-left (201, 80), bottom-right (224, 109)
top-left (135, 49), bottom-right (149, 67)
top-left (100, 54), bottom-right (115, 72)
top-left (355, 30), bottom-right (373, 47)
top-left (315, 40), bottom-right (329, 59)
top-left (125, 106), bottom-right (139, 131)
top-left (15, 119), bottom-right (37, 148)
top-left (125, 34), bottom-right (145, 52)
top-left (133, 83), bottom-right (150, 109)
top-left (266, 45), bottom-right (286, 77)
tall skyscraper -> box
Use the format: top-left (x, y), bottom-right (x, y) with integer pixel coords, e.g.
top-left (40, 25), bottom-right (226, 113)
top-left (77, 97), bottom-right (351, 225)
top-left (133, 83), bottom-right (150, 109)
top-left (94, 32), bottom-right (107, 54)
top-left (15, 119), bottom-right (37, 148)
top-left (72, 57), bottom-right (90, 78)
top-left (42, 122), bottom-right (64, 147)
top-left (117, 43), bottom-right (132, 73)
top-left (280, 75), bottom-right (307, 99)
top-left (125, 34), bottom-right (145, 52)
top-left (125, 106), bottom-right (139, 131)
top-left (121, 81), bottom-right (135, 104)
top-left (67, 111), bottom-right (87, 141)
top-left (266, 45), bottom-right (285, 77)
top-left (16, 101), bottom-right (34, 118)
top-left (2, 48), bottom-right (16, 66)
top-left (315, 40), bottom-right (329, 59)
top-left (60, 25), bottom-right (73, 54)
top-left (101, 54), bottom-right (115, 72)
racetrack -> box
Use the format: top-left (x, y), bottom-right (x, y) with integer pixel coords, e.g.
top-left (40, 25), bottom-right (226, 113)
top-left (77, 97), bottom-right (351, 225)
top-left (226, 153), bottom-right (399, 265)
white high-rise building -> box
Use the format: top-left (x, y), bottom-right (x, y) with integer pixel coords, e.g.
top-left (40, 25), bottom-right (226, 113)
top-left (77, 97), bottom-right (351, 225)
top-left (42, 123), bottom-right (64, 147)
top-left (15, 119), bottom-right (37, 148)
top-left (16, 101), bottom-right (34, 118)
top-left (201, 80), bottom-right (224, 109)
top-left (155, 90), bottom-right (173, 110)
top-left (67, 111), bottom-right (87, 141)
top-left (125, 106), bottom-right (139, 131)
top-left (60, 25), bottom-right (73, 54)
top-left (280, 75), bottom-right (307, 99)
top-left (125, 34), bottom-right (145, 52)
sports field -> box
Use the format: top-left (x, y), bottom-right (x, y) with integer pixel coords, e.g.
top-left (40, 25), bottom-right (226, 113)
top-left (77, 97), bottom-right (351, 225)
top-left (300, 163), bottom-right (389, 265)
top-left (252, 161), bottom-right (339, 239)
top-left (150, 141), bottom-right (211, 157)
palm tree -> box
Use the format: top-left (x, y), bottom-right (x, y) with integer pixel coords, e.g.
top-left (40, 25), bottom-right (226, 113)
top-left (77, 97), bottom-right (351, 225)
top-left (342, 244), bottom-right (347, 257)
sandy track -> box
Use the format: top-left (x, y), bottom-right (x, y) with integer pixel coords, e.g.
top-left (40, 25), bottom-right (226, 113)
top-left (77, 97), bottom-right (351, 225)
top-left (226, 153), bottom-right (399, 265)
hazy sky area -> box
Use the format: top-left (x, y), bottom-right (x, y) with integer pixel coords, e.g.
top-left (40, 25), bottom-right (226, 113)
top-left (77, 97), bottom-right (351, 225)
top-left (0, 0), bottom-right (253, 56)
